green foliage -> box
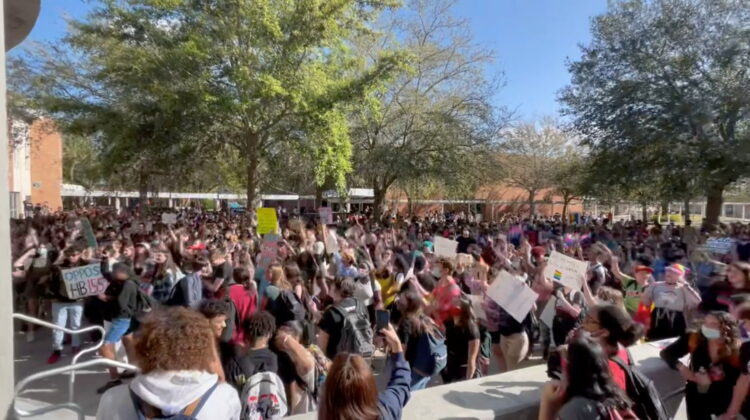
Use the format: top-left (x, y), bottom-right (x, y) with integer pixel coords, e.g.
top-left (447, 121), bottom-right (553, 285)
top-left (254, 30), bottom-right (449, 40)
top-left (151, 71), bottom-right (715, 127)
top-left (561, 0), bottom-right (750, 225)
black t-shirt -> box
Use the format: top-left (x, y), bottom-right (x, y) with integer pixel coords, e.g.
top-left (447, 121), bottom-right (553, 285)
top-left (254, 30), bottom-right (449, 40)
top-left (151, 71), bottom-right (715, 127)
top-left (225, 347), bottom-right (278, 392)
top-left (214, 260), bottom-right (233, 283)
top-left (397, 317), bottom-right (424, 365)
top-left (456, 236), bottom-right (476, 254)
top-left (444, 319), bottom-right (480, 371)
top-left (318, 297), bottom-right (357, 359)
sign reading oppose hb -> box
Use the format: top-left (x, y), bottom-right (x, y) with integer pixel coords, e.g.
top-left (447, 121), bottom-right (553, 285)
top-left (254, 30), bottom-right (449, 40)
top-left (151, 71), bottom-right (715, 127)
top-left (62, 263), bottom-right (109, 299)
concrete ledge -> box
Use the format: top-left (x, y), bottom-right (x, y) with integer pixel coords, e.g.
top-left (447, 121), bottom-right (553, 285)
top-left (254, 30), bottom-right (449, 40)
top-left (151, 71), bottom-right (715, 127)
top-left (288, 343), bottom-right (685, 420)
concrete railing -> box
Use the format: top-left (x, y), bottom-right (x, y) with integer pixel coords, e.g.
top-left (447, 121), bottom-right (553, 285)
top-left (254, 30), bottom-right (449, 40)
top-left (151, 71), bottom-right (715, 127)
top-left (289, 342), bottom-right (685, 420)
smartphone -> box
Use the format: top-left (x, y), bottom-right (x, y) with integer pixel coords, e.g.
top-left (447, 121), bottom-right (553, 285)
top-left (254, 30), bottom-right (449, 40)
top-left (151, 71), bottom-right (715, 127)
top-left (375, 309), bottom-right (390, 331)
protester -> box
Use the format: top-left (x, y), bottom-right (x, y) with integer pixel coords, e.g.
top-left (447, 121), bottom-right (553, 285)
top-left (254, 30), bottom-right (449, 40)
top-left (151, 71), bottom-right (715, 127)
top-left (273, 321), bottom-right (317, 415)
top-left (318, 277), bottom-right (373, 359)
top-left (642, 263), bottom-right (701, 340)
top-left (96, 307), bottom-right (241, 420)
top-left (442, 297), bottom-right (481, 383)
top-left (539, 333), bottom-right (634, 420)
top-left (318, 324), bottom-right (410, 420)
top-left (396, 288), bottom-right (443, 390)
top-left (661, 311), bottom-right (741, 420)
top-left (225, 310), bottom-right (278, 392)
top-left (46, 245), bottom-right (88, 364)
top-left (427, 257), bottom-right (461, 327)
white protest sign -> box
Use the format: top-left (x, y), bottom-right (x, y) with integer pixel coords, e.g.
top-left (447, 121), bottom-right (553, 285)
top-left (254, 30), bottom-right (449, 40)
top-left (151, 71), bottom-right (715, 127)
top-left (325, 230), bottom-right (339, 254)
top-left (433, 236), bottom-right (458, 259)
top-left (161, 213), bottom-right (178, 225)
top-left (467, 294), bottom-right (487, 321)
top-left (486, 270), bottom-right (538, 323)
top-left (62, 263), bottom-right (109, 299)
top-left (540, 297), bottom-right (557, 328)
top-left (705, 237), bottom-right (734, 255)
top-left (319, 207), bottom-right (333, 225)
top-left (544, 251), bottom-right (588, 290)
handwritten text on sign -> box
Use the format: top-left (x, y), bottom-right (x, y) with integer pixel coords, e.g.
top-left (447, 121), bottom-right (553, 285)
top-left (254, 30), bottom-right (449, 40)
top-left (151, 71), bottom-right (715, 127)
top-left (543, 251), bottom-right (589, 290)
top-left (62, 264), bottom-right (109, 299)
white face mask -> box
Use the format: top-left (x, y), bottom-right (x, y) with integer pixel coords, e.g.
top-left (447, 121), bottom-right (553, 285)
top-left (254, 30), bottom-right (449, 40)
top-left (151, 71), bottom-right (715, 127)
top-left (431, 268), bottom-right (442, 278)
top-left (701, 325), bottom-right (721, 340)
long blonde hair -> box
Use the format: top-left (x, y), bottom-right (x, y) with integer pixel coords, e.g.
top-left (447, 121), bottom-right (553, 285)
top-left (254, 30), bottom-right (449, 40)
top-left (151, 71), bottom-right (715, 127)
top-left (268, 263), bottom-right (292, 290)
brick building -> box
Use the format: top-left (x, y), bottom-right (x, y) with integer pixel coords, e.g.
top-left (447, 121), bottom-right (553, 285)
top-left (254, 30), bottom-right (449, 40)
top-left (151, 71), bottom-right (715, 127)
top-left (8, 118), bottom-right (63, 217)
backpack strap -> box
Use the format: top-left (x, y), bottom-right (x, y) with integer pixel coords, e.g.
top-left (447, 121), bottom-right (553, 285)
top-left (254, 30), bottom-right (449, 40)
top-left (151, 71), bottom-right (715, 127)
top-left (183, 381), bottom-right (219, 416)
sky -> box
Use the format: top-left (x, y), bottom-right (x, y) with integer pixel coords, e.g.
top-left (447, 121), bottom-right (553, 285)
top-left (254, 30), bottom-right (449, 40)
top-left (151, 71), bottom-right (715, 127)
top-left (16, 0), bottom-right (608, 120)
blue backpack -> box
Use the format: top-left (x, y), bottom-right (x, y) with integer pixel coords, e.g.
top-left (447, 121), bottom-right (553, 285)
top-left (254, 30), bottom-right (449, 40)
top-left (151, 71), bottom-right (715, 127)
top-left (411, 319), bottom-right (447, 377)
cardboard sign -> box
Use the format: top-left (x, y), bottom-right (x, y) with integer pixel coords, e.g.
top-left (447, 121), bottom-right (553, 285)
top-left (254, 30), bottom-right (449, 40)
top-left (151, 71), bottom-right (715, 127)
top-left (79, 218), bottom-right (98, 249)
top-left (325, 229), bottom-right (340, 254)
top-left (257, 208), bottom-right (278, 235)
top-left (433, 236), bottom-right (457, 259)
top-left (544, 251), bottom-right (588, 290)
top-left (468, 294), bottom-right (487, 321)
top-left (161, 213), bottom-right (178, 225)
top-left (258, 234), bottom-right (280, 269)
top-left (705, 237), bottom-right (734, 255)
top-left (540, 297), bottom-right (557, 328)
top-left (62, 263), bottom-right (109, 299)
top-left (319, 207), bottom-right (333, 225)
top-left (486, 271), bottom-right (538, 323)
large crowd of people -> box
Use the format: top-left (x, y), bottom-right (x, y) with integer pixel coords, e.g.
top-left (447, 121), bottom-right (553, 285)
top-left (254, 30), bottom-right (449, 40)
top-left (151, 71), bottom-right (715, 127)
top-left (10, 205), bottom-right (750, 420)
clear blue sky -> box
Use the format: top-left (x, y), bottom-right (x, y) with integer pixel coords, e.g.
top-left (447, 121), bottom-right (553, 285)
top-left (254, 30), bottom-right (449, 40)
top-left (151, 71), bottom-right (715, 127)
top-left (16, 0), bottom-right (608, 120)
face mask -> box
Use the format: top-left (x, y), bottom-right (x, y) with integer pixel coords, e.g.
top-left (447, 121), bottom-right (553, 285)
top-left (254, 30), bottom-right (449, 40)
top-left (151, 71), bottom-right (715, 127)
top-left (432, 268), bottom-right (442, 278)
top-left (701, 325), bottom-right (721, 340)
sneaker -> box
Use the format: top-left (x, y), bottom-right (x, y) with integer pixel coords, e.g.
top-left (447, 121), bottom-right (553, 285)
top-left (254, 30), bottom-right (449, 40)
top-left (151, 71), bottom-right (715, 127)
top-left (26, 330), bottom-right (35, 343)
top-left (47, 350), bottom-right (61, 364)
top-left (97, 379), bottom-right (122, 394)
top-left (71, 347), bottom-right (80, 356)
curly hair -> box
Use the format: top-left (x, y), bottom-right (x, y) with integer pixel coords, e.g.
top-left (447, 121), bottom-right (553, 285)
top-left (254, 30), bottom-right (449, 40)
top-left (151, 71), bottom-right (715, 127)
top-left (243, 310), bottom-right (276, 345)
top-left (134, 307), bottom-right (215, 374)
top-left (706, 311), bottom-right (740, 361)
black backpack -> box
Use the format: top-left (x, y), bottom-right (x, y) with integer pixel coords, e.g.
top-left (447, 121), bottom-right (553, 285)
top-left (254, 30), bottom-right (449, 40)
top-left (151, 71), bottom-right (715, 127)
top-left (610, 350), bottom-right (669, 420)
top-left (268, 289), bottom-right (306, 326)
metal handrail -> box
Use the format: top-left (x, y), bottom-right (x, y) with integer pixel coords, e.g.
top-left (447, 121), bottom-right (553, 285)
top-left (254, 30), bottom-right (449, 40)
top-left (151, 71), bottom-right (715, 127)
top-left (12, 312), bottom-right (109, 402)
top-left (14, 358), bottom-right (137, 420)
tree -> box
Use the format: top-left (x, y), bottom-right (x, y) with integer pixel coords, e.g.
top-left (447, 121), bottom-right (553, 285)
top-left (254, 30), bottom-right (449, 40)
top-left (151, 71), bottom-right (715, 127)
top-left (177, 0), bottom-right (404, 215)
top-left (550, 149), bottom-right (587, 222)
top-left (499, 119), bottom-right (569, 216)
top-left (561, 0), bottom-right (750, 228)
top-left (349, 0), bottom-right (508, 219)
top-left (62, 134), bottom-right (102, 189)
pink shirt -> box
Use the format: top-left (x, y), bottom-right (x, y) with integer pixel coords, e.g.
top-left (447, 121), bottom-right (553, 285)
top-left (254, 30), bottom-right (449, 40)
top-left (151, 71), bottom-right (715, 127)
top-left (228, 284), bottom-right (257, 346)
top-left (431, 278), bottom-right (461, 326)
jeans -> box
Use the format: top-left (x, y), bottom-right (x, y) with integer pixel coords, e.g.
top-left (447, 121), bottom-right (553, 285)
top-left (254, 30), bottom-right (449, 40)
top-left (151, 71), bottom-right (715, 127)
top-left (410, 370), bottom-right (431, 391)
top-left (51, 302), bottom-right (83, 351)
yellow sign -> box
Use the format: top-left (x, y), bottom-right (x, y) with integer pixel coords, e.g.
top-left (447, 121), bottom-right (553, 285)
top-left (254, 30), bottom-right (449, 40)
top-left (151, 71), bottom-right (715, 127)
top-left (256, 208), bottom-right (278, 235)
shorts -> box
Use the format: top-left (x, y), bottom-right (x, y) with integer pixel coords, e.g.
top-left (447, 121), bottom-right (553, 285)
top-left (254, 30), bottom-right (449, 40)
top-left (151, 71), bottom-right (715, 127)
top-left (500, 332), bottom-right (529, 371)
top-left (104, 318), bottom-right (133, 344)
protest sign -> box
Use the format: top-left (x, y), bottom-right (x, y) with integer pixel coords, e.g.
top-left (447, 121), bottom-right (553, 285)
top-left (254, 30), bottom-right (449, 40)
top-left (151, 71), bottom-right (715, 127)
top-left (319, 207), bottom-right (333, 225)
top-left (540, 297), bottom-right (557, 328)
top-left (79, 218), bottom-right (98, 249)
top-left (467, 294), bottom-right (487, 321)
top-left (62, 263), bottom-right (109, 299)
top-left (544, 251), bottom-right (588, 290)
top-left (486, 271), bottom-right (538, 323)
top-left (257, 208), bottom-right (278, 235)
top-left (325, 229), bottom-right (340, 254)
top-left (705, 237), bottom-right (734, 255)
top-left (161, 213), bottom-right (178, 225)
top-left (433, 236), bottom-right (457, 259)
top-left (258, 234), bottom-right (280, 269)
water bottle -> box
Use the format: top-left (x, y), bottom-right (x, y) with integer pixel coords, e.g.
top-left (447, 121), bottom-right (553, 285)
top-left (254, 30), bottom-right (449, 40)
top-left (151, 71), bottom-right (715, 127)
top-left (697, 366), bottom-right (710, 394)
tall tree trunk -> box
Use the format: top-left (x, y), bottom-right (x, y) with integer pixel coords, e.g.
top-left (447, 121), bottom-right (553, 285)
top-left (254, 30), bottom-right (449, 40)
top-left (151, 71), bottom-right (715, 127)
top-left (314, 184), bottom-right (324, 209)
top-left (659, 200), bottom-right (668, 224)
top-left (562, 196), bottom-right (570, 224)
top-left (373, 184), bottom-right (386, 222)
top-left (245, 142), bottom-right (260, 221)
top-left (641, 201), bottom-right (648, 222)
top-left (683, 197), bottom-right (691, 222)
top-left (138, 170), bottom-right (148, 214)
top-left (528, 189), bottom-right (536, 217)
top-left (705, 183), bottom-right (725, 229)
